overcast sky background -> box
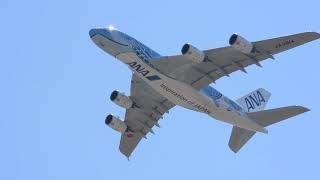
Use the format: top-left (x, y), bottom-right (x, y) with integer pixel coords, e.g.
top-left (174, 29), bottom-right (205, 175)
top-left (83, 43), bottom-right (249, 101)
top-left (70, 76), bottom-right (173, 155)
top-left (1, 0), bottom-right (320, 179)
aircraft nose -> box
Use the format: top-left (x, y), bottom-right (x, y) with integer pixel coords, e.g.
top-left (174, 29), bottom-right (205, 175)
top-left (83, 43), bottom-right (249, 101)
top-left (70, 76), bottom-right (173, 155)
top-left (89, 28), bottom-right (113, 39)
top-left (89, 28), bottom-right (102, 38)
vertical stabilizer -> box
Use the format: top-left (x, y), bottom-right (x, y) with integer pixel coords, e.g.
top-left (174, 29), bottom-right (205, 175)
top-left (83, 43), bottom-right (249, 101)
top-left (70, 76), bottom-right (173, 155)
top-left (236, 88), bottom-right (271, 113)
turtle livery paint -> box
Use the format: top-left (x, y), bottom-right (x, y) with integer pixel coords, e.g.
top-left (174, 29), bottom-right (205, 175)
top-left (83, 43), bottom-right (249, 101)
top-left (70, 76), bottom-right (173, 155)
top-left (90, 27), bottom-right (316, 157)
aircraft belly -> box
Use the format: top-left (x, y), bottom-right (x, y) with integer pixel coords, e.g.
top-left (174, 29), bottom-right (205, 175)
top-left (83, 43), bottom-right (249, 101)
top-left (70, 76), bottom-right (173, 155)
top-left (116, 53), bottom-right (217, 114)
top-left (115, 53), bottom-right (266, 133)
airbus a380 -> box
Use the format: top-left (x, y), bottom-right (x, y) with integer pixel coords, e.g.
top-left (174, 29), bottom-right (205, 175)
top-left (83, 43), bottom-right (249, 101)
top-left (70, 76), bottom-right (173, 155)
top-left (89, 26), bottom-right (319, 158)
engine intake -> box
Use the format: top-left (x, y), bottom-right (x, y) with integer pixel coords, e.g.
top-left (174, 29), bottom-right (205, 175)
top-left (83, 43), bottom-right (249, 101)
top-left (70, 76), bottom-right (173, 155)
top-left (105, 114), bottom-right (127, 133)
top-left (110, 90), bottom-right (133, 109)
top-left (181, 43), bottom-right (205, 63)
top-left (229, 34), bottom-right (253, 54)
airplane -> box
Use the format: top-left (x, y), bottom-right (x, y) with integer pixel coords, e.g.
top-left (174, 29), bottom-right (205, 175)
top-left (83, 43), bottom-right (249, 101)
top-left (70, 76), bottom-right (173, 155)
top-left (89, 26), bottom-right (319, 158)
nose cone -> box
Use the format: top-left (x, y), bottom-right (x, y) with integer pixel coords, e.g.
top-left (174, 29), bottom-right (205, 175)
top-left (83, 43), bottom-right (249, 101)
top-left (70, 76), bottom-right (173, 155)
top-left (89, 27), bottom-right (129, 56)
top-left (89, 28), bottom-right (102, 38)
top-left (89, 28), bottom-right (114, 40)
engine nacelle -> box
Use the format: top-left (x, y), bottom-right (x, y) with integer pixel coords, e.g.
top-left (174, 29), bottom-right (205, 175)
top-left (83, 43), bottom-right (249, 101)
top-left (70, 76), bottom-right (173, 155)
top-left (105, 114), bottom-right (127, 133)
top-left (110, 90), bottom-right (133, 109)
top-left (181, 43), bottom-right (206, 63)
top-left (229, 34), bottom-right (253, 54)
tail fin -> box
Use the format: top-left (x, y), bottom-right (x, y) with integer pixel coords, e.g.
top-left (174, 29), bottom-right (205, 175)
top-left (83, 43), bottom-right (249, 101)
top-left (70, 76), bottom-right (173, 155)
top-left (236, 88), bottom-right (271, 113)
top-left (229, 106), bottom-right (309, 153)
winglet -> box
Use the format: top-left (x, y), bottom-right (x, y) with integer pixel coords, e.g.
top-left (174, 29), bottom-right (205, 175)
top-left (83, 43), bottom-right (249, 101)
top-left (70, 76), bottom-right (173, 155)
top-left (301, 32), bottom-right (320, 42)
top-left (310, 32), bottom-right (320, 39)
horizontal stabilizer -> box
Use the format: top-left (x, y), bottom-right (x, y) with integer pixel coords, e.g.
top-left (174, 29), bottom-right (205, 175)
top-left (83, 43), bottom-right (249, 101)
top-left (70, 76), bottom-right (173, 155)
top-left (229, 106), bottom-right (309, 153)
top-left (229, 127), bottom-right (255, 153)
top-left (247, 106), bottom-right (309, 126)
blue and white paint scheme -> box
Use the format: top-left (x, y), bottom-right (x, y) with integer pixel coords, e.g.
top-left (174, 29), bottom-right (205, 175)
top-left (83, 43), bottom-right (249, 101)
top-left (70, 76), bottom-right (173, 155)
top-left (90, 26), bottom-right (316, 157)
top-left (89, 26), bottom-right (267, 133)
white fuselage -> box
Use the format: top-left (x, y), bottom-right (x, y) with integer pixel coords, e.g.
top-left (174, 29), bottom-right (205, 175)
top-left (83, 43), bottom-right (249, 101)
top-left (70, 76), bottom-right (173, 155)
top-left (117, 52), bottom-right (216, 114)
top-left (89, 28), bottom-right (266, 133)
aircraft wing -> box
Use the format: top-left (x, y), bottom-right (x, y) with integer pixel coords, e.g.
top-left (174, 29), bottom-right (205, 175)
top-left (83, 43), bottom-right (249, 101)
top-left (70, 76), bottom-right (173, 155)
top-left (151, 32), bottom-right (320, 90)
top-left (119, 74), bottom-right (175, 158)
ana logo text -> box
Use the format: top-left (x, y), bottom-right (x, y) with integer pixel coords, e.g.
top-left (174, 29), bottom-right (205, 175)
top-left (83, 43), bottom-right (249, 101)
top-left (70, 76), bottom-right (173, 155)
top-left (245, 90), bottom-right (266, 112)
top-left (126, 62), bottom-right (161, 81)
top-left (126, 62), bottom-right (150, 76)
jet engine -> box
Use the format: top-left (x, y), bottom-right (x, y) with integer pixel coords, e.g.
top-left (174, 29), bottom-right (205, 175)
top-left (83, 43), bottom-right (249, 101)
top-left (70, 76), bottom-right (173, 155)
top-left (229, 34), bottom-right (253, 54)
top-left (110, 90), bottom-right (133, 109)
top-left (181, 43), bottom-right (206, 63)
top-left (105, 114), bottom-right (127, 133)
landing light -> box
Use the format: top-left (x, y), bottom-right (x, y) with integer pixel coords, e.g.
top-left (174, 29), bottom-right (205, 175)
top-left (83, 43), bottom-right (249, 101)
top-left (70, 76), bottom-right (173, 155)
top-left (108, 25), bottom-right (115, 31)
